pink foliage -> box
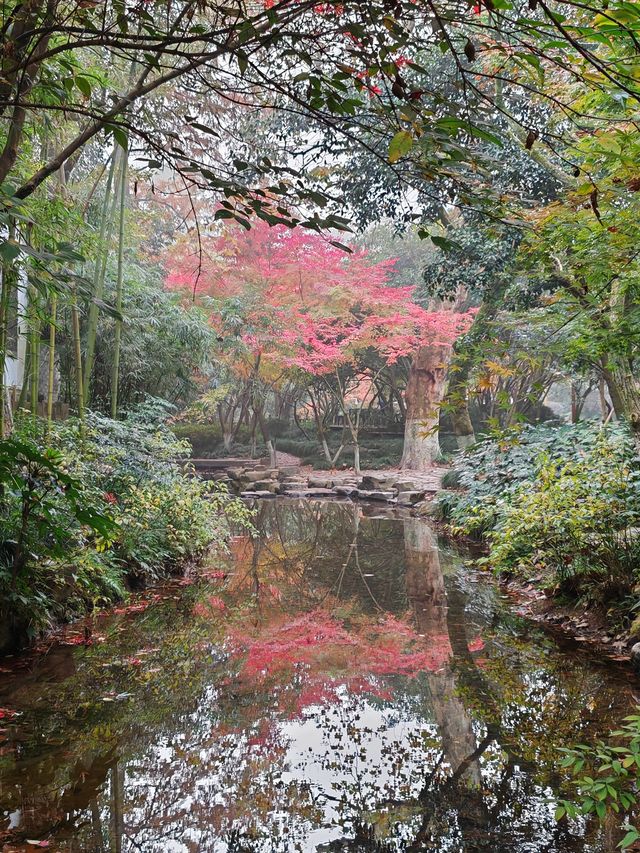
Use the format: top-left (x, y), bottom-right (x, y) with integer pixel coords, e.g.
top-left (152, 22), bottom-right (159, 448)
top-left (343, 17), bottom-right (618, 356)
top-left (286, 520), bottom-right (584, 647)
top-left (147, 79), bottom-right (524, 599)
top-left (229, 608), bottom-right (452, 683)
top-left (164, 219), bottom-right (474, 378)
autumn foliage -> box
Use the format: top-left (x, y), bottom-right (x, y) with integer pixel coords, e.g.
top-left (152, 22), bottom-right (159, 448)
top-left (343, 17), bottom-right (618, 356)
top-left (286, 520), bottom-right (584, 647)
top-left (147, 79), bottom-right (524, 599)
top-left (164, 220), bottom-right (472, 379)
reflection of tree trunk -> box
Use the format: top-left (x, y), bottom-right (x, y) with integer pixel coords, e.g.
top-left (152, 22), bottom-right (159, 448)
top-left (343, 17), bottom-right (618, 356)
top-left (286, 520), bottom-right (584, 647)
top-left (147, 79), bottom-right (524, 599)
top-left (403, 518), bottom-right (480, 787)
top-left (91, 798), bottom-right (105, 852)
top-left (401, 345), bottom-right (450, 470)
top-left (446, 351), bottom-right (475, 451)
top-left (110, 761), bottom-right (124, 853)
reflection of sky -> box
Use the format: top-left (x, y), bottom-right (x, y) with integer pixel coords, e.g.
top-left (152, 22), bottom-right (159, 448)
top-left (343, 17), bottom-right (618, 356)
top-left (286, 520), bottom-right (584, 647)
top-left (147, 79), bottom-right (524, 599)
top-left (0, 501), bottom-right (627, 852)
top-left (80, 676), bottom-right (598, 853)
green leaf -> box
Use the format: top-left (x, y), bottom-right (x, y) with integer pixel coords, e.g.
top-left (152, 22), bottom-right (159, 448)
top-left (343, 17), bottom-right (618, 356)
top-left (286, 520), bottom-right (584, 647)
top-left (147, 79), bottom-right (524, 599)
top-left (388, 130), bottom-right (413, 164)
top-left (0, 241), bottom-right (20, 262)
top-left (75, 76), bottom-right (92, 98)
top-left (329, 240), bottom-right (353, 253)
top-left (111, 126), bottom-right (128, 150)
top-left (619, 829), bottom-right (640, 849)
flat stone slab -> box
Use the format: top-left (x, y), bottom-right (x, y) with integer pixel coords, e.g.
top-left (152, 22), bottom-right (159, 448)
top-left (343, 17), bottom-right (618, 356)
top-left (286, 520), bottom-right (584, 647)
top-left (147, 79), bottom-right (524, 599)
top-left (285, 488), bottom-right (337, 498)
top-left (253, 480), bottom-right (277, 492)
top-left (392, 480), bottom-right (419, 492)
top-left (359, 475), bottom-right (394, 491)
top-left (242, 469), bottom-right (269, 483)
top-left (356, 489), bottom-right (396, 502)
top-left (335, 486), bottom-right (358, 497)
top-left (396, 490), bottom-right (427, 506)
top-left (279, 480), bottom-right (309, 488)
top-left (278, 465), bottom-right (302, 477)
top-left (240, 490), bottom-right (277, 499)
top-left (308, 476), bottom-right (335, 488)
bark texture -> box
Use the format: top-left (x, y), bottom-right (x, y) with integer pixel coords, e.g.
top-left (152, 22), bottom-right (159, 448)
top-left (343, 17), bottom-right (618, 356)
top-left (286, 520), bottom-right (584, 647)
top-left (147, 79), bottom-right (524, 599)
top-left (401, 344), bottom-right (450, 470)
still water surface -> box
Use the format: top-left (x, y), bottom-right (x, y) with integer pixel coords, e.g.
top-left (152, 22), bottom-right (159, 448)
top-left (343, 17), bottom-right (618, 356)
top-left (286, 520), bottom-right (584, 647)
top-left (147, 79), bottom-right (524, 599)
top-left (0, 499), bottom-right (638, 852)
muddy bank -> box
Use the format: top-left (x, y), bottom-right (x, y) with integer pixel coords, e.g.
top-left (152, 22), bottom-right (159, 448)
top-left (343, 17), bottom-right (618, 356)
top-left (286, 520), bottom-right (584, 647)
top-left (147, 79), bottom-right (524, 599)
top-left (500, 576), bottom-right (638, 669)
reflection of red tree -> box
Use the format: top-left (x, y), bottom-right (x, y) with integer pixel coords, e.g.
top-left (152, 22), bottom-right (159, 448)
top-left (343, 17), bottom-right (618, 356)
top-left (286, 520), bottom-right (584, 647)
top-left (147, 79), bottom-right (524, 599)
top-left (222, 608), bottom-right (484, 728)
top-left (230, 610), bottom-right (453, 682)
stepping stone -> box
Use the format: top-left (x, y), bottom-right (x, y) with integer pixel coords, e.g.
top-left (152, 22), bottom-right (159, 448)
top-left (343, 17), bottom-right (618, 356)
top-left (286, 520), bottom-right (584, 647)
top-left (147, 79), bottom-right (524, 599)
top-left (242, 470), bottom-right (269, 483)
top-left (335, 486), bottom-right (358, 497)
top-left (392, 480), bottom-right (419, 492)
top-left (240, 490), bottom-right (276, 499)
top-left (279, 465), bottom-right (302, 477)
top-left (285, 488), bottom-right (336, 498)
top-left (356, 489), bottom-right (396, 502)
top-left (253, 480), bottom-right (277, 492)
top-left (279, 481), bottom-right (309, 492)
top-left (396, 490), bottom-right (427, 506)
top-left (309, 476), bottom-right (333, 488)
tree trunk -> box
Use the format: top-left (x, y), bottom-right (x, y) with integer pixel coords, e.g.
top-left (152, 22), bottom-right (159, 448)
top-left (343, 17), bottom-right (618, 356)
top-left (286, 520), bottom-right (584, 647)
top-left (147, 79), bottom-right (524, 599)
top-left (403, 518), bottom-right (481, 787)
top-left (110, 147), bottom-right (128, 419)
top-left (71, 287), bottom-right (85, 421)
top-left (605, 362), bottom-right (640, 453)
top-left (84, 149), bottom-right (118, 407)
top-left (401, 344), bottom-right (450, 471)
top-left (0, 224), bottom-right (14, 437)
top-left (352, 441), bottom-right (360, 476)
top-left (46, 295), bottom-right (57, 436)
top-left (447, 356), bottom-right (475, 451)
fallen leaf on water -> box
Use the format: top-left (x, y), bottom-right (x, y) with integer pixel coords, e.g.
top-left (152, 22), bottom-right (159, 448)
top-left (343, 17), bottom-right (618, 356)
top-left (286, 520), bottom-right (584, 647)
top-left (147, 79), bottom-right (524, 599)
top-left (0, 708), bottom-right (18, 719)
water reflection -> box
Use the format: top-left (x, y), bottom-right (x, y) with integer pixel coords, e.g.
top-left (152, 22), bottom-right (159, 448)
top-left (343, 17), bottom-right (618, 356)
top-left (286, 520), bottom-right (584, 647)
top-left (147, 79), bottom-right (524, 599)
top-left (0, 499), bottom-right (636, 851)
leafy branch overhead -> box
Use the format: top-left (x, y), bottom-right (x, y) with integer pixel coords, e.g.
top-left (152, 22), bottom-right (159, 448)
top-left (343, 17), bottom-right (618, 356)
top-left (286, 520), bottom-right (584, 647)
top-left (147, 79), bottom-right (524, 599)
top-left (1, 0), bottom-right (640, 244)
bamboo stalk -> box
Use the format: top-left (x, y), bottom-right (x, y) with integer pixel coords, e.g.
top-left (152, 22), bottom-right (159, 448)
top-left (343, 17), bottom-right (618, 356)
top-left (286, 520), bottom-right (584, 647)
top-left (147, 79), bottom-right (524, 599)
top-left (83, 147), bottom-right (118, 407)
top-left (71, 287), bottom-right (84, 422)
top-left (110, 146), bottom-right (128, 419)
top-left (29, 286), bottom-right (40, 422)
top-left (0, 221), bottom-right (15, 437)
top-left (46, 294), bottom-right (57, 436)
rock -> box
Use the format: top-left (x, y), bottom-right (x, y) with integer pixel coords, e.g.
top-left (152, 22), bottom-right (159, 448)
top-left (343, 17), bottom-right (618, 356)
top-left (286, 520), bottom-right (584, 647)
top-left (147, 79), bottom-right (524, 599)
top-left (252, 479), bottom-right (278, 492)
top-left (396, 490), bottom-right (427, 506)
top-left (335, 486), bottom-right (358, 497)
top-left (392, 480), bottom-right (418, 492)
top-left (278, 465), bottom-right (301, 477)
top-left (359, 475), bottom-right (391, 490)
top-left (309, 476), bottom-right (333, 488)
top-left (413, 499), bottom-right (437, 516)
top-left (264, 468), bottom-right (279, 478)
top-left (631, 642), bottom-right (640, 674)
top-left (240, 490), bottom-right (276, 499)
top-left (356, 489), bottom-right (396, 502)
top-left (243, 469), bottom-right (269, 483)
top-left (279, 481), bottom-right (309, 493)
top-left (226, 468), bottom-right (245, 480)
top-left (285, 487), bottom-right (336, 498)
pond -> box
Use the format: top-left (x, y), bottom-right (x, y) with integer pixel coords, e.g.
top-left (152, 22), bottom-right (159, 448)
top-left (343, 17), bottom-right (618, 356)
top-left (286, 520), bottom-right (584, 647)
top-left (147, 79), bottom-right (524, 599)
top-left (0, 498), bottom-right (637, 852)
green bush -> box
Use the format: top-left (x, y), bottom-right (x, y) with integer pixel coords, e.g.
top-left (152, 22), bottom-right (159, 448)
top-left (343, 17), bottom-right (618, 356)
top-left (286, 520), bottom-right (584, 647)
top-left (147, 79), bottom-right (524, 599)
top-left (435, 420), bottom-right (634, 537)
top-left (435, 419), bottom-right (640, 608)
top-left (487, 438), bottom-right (640, 602)
top-left (557, 710), bottom-right (640, 849)
top-left (0, 404), bottom-right (252, 648)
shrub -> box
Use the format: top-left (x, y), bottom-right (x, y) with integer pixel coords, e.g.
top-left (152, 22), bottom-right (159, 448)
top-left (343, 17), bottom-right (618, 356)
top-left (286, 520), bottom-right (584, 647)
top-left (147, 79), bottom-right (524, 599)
top-left (435, 420), bottom-right (634, 537)
top-left (0, 405), bottom-right (252, 648)
top-left (557, 711), bottom-right (640, 849)
top-left (487, 437), bottom-right (640, 602)
top-left (435, 419), bottom-right (640, 609)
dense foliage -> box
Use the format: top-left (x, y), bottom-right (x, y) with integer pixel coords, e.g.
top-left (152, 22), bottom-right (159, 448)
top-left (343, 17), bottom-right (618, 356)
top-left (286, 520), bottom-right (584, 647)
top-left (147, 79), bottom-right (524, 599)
top-left (0, 402), bottom-right (252, 649)
top-left (436, 421), bottom-right (640, 609)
